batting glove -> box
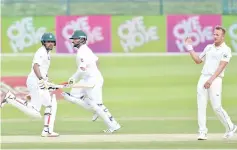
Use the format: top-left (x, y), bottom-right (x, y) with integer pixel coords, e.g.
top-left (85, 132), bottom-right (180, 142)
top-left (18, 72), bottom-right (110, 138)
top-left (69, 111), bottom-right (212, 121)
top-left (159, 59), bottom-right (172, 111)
top-left (48, 87), bottom-right (59, 92)
top-left (38, 78), bottom-right (49, 90)
top-left (46, 82), bottom-right (59, 92)
top-left (68, 78), bottom-right (76, 85)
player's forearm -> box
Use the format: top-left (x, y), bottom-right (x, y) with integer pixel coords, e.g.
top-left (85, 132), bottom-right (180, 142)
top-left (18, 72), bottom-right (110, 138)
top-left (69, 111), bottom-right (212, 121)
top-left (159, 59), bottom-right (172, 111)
top-left (189, 50), bottom-right (202, 64)
top-left (210, 62), bottom-right (228, 81)
top-left (33, 63), bottom-right (43, 80)
top-left (70, 64), bottom-right (88, 81)
top-left (71, 69), bottom-right (85, 80)
top-left (71, 70), bottom-right (81, 80)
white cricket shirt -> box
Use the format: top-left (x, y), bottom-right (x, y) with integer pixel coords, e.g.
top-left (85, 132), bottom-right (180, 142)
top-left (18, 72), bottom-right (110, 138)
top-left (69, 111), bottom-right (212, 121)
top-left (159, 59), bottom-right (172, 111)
top-left (75, 44), bottom-right (102, 79)
top-left (199, 42), bottom-right (232, 77)
top-left (28, 46), bottom-right (51, 79)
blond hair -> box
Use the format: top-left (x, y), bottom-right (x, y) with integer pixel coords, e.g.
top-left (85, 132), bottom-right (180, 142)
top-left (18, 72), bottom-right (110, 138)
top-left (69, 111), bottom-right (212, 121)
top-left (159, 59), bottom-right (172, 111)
top-left (215, 25), bottom-right (226, 35)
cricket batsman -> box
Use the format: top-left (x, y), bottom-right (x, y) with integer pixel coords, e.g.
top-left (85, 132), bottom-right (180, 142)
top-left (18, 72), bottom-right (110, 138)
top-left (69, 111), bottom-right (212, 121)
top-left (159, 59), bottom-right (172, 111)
top-left (1, 32), bottom-right (59, 137)
top-left (62, 30), bottom-right (121, 133)
top-left (185, 26), bottom-right (237, 140)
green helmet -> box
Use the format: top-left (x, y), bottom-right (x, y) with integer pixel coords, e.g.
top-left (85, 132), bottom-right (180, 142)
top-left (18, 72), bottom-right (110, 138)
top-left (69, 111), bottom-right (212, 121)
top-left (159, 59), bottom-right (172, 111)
top-left (70, 30), bottom-right (87, 40)
top-left (41, 32), bottom-right (56, 46)
top-left (70, 30), bottom-right (87, 47)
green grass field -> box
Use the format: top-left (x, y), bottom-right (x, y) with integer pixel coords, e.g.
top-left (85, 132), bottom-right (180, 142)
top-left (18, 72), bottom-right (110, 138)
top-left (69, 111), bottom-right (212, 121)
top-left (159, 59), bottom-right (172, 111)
top-left (1, 54), bottom-right (237, 149)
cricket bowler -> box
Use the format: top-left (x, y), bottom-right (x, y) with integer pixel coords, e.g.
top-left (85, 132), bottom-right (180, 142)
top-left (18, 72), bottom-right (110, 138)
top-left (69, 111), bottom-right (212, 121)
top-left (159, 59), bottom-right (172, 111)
top-left (185, 26), bottom-right (237, 140)
top-left (62, 30), bottom-right (121, 133)
top-left (1, 32), bottom-right (59, 137)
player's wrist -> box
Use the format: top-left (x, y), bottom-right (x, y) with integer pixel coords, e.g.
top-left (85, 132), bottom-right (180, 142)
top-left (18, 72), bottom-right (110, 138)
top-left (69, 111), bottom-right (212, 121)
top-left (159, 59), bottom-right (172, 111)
top-left (68, 78), bottom-right (75, 84)
top-left (185, 44), bottom-right (193, 51)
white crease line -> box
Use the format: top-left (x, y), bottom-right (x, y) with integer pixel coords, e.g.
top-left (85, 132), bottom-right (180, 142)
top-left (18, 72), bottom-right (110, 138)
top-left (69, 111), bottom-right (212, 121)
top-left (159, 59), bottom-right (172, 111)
top-left (1, 134), bottom-right (237, 143)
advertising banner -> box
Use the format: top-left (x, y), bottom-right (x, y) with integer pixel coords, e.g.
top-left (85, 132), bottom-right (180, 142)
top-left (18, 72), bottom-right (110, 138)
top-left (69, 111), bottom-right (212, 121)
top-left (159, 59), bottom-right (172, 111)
top-left (2, 17), bottom-right (55, 53)
top-left (112, 16), bottom-right (166, 53)
top-left (167, 15), bottom-right (222, 52)
top-left (56, 16), bottom-right (111, 53)
top-left (222, 16), bottom-right (237, 52)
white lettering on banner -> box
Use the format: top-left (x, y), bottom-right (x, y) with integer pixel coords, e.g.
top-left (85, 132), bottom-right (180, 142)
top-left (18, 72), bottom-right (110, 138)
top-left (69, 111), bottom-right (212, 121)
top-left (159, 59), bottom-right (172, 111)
top-left (117, 16), bottom-right (159, 52)
top-left (7, 17), bottom-right (47, 53)
top-left (61, 17), bottom-right (104, 53)
top-left (173, 16), bottom-right (213, 52)
top-left (229, 23), bottom-right (237, 52)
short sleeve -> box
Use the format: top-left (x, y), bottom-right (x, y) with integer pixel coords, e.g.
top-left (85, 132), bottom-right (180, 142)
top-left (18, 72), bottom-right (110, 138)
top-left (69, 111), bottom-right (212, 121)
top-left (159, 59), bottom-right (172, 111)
top-left (33, 50), bottom-right (44, 65)
top-left (221, 48), bottom-right (232, 62)
top-left (199, 45), bottom-right (211, 61)
top-left (79, 57), bottom-right (87, 68)
top-left (80, 50), bottom-right (97, 67)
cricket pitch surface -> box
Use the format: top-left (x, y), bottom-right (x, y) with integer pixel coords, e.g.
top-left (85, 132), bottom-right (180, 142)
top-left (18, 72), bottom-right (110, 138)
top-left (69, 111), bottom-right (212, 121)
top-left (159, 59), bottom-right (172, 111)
top-left (1, 134), bottom-right (237, 143)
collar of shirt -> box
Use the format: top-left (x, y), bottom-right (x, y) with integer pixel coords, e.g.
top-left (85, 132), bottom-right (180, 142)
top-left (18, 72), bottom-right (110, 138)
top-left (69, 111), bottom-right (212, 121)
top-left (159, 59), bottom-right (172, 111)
top-left (212, 42), bottom-right (226, 51)
top-left (80, 44), bottom-right (88, 49)
top-left (41, 46), bottom-right (50, 53)
top-left (40, 46), bottom-right (51, 59)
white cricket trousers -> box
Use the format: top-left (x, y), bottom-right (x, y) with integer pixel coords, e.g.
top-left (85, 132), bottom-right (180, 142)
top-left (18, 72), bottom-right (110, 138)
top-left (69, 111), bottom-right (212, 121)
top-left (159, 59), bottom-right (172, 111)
top-left (26, 76), bottom-right (52, 111)
top-left (68, 76), bottom-right (119, 129)
top-left (70, 77), bottom-right (103, 105)
top-left (26, 76), bottom-right (57, 133)
top-left (197, 74), bottom-right (234, 133)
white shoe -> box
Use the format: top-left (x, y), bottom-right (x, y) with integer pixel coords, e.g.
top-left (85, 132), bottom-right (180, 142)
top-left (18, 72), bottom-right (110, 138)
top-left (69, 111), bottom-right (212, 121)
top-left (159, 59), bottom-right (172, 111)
top-left (92, 113), bottom-right (99, 122)
top-left (223, 125), bottom-right (237, 139)
top-left (197, 132), bottom-right (207, 140)
top-left (41, 130), bottom-right (59, 137)
top-left (103, 123), bottom-right (121, 133)
top-left (1, 91), bottom-right (16, 108)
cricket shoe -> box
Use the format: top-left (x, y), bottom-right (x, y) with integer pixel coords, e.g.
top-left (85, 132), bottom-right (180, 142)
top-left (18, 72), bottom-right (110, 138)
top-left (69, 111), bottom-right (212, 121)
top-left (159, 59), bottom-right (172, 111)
top-left (197, 132), bottom-right (207, 140)
top-left (41, 130), bottom-right (59, 137)
top-left (1, 91), bottom-right (16, 108)
top-left (103, 123), bottom-right (121, 133)
top-left (92, 113), bottom-right (99, 122)
top-left (223, 125), bottom-right (237, 139)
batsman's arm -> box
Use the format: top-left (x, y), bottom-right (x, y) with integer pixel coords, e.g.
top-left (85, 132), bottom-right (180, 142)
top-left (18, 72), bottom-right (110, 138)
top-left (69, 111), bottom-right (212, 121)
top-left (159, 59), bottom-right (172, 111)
top-left (69, 58), bottom-right (89, 83)
top-left (70, 69), bottom-right (82, 81)
top-left (33, 63), bottom-right (43, 79)
top-left (32, 51), bottom-right (45, 80)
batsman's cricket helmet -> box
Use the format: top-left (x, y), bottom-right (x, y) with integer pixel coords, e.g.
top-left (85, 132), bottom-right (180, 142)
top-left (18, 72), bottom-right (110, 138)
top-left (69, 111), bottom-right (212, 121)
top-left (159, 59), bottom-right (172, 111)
top-left (70, 30), bottom-right (87, 40)
top-left (41, 32), bottom-right (56, 46)
top-left (70, 30), bottom-right (87, 47)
